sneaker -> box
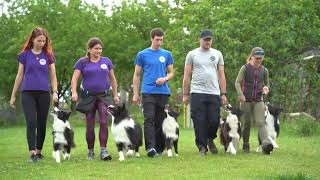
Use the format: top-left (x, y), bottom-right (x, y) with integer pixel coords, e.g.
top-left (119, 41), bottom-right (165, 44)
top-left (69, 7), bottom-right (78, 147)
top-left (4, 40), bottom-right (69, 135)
top-left (36, 153), bottom-right (44, 160)
top-left (147, 148), bottom-right (157, 158)
top-left (243, 143), bottom-right (250, 153)
top-left (262, 143), bottom-right (274, 155)
top-left (199, 147), bottom-right (207, 156)
top-left (99, 151), bottom-right (112, 161)
top-left (28, 154), bottom-right (37, 163)
top-left (207, 139), bottom-right (218, 154)
top-left (88, 151), bottom-right (94, 160)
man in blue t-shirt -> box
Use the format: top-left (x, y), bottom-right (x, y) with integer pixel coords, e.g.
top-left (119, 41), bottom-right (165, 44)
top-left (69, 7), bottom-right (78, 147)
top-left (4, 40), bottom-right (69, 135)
top-left (132, 28), bottom-right (174, 157)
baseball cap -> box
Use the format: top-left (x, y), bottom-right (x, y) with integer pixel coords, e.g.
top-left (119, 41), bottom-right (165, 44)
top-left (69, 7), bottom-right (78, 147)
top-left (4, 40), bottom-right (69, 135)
top-left (200, 30), bottom-right (212, 39)
top-left (252, 47), bottom-right (265, 57)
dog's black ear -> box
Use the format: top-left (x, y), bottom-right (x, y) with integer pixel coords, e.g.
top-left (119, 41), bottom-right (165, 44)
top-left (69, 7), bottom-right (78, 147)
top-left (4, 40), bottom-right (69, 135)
top-left (235, 109), bottom-right (243, 119)
top-left (66, 111), bottom-right (72, 119)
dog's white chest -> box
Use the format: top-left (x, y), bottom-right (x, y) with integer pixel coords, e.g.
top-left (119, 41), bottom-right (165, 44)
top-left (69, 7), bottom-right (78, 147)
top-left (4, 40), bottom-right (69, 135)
top-left (266, 113), bottom-right (277, 138)
top-left (162, 116), bottom-right (179, 140)
top-left (111, 118), bottom-right (135, 145)
top-left (226, 114), bottom-right (240, 138)
top-left (52, 119), bottom-right (69, 145)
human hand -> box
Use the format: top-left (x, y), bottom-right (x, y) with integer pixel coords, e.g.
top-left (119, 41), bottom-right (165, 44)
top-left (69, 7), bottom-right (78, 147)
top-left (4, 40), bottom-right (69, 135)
top-left (132, 94), bottom-right (140, 105)
top-left (52, 92), bottom-right (58, 102)
top-left (114, 96), bottom-right (120, 105)
top-left (221, 95), bottom-right (228, 105)
top-left (9, 96), bottom-right (16, 109)
top-left (155, 77), bottom-right (167, 85)
top-left (71, 92), bottom-right (78, 102)
top-left (238, 95), bottom-right (246, 102)
top-left (262, 86), bottom-right (269, 95)
top-left (182, 95), bottom-right (189, 105)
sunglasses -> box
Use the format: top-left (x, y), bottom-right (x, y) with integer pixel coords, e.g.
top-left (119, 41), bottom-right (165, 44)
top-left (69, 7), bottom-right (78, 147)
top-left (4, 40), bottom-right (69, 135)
top-left (254, 50), bottom-right (265, 56)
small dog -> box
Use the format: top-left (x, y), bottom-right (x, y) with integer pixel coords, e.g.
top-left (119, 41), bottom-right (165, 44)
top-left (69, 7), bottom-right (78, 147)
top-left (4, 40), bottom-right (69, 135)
top-left (220, 104), bottom-right (242, 155)
top-left (50, 107), bottom-right (75, 163)
top-left (107, 103), bottom-right (143, 161)
top-left (257, 103), bottom-right (282, 152)
top-left (159, 105), bottom-right (179, 157)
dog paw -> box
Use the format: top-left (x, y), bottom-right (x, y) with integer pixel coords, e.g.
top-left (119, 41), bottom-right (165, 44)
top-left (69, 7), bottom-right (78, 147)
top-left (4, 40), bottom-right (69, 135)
top-left (167, 149), bottom-right (172, 157)
top-left (64, 153), bottom-right (70, 160)
top-left (135, 152), bottom-right (140, 157)
top-left (119, 157), bottom-right (125, 161)
top-left (174, 154), bottom-right (179, 157)
top-left (230, 150), bottom-right (237, 155)
top-left (127, 150), bottom-right (134, 157)
top-left (256, 146), bottom-right (262, 152)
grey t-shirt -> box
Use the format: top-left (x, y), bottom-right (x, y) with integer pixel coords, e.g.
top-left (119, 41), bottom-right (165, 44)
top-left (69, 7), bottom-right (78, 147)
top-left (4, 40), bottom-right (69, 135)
top-left (185, 47), bottom-right (224, 95)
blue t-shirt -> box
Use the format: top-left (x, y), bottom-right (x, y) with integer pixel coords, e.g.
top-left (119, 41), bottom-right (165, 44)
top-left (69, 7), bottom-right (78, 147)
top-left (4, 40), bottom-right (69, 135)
top-left (74, 57), bottom-right (113, 93)
top-left (134, 48), bottom-right (174, 94)
top-left (18, 50), bottom-right (55, 91)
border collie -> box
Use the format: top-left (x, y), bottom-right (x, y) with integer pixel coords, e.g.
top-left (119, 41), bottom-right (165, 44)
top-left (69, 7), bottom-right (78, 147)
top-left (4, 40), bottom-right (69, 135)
top-left (159, 105), bottom-right (179, 157)
top-left (256, 103), bottom-right (282, 152)
top-left (220, 104), bottom-right (242, 155)
top-left (107, 103), bottom-right (143, 161)
top-left (50, 107), bottom-right (75, 163)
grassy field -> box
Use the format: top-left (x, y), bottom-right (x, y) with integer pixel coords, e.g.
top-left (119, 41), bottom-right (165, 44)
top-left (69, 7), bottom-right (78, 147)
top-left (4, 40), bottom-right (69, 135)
top-left (0, 118), bottom-right (319, 180)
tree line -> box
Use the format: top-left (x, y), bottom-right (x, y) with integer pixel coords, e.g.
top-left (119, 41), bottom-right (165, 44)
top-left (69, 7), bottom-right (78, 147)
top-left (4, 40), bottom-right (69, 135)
top-left (0, 0), bottom-right (319, 119)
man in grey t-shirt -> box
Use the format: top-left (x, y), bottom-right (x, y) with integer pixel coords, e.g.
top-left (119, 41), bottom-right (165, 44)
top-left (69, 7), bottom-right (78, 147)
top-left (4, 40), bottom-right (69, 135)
top-left (183, 30), bottom-right (228, 156)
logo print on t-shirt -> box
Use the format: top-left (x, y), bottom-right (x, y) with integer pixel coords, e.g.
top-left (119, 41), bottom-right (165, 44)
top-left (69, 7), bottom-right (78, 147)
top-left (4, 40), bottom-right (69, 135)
top-left (159, 56), bottom-right (166, 63)
top-left (39, 59), bottom-right (46, 65)
top-left (101, 64), bottom-right (108, 69)
top-left (210, 56), bottom-right (216, 62)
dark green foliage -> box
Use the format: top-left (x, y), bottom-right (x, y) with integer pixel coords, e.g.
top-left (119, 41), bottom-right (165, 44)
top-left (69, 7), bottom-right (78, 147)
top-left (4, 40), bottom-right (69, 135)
top-left (0, 0), bottom-right (319, 121)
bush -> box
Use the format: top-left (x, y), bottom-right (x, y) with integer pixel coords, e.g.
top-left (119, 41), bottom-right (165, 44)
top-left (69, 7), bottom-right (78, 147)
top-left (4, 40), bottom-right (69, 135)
top-left (283, 117), bottom-right (320, 137)
top-left (297, 119), bottom-right (320, 136)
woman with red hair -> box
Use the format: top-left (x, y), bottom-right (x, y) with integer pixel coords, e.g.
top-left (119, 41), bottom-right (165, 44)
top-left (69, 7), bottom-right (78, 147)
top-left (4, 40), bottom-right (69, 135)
top-left (10, 27), bottom-right (58, 162)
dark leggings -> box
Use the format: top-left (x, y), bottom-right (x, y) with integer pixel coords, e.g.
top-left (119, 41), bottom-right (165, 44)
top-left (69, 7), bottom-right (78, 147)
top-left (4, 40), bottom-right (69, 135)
top-left (21, 90), bottom-right (50, 151)
top-left (85, 99), bottom-right (109, 150)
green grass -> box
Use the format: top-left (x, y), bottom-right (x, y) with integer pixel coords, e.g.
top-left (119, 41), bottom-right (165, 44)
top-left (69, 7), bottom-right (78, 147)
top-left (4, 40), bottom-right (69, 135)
top-left (0, 119), bottom-right (319, 180)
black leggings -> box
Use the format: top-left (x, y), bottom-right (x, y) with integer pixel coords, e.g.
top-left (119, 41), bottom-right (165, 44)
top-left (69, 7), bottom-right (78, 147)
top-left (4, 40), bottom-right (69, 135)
top-left (21, 90), bottom-right (50, 151)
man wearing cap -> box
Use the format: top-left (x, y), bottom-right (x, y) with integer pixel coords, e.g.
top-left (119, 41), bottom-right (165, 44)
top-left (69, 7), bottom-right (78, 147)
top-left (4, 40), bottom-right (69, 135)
top-left (132, 28), bottom-right (174, 157)
top-left (183, 30), bottom-right (227, 156)
top-left (235, 47), bottom-right (274, 154)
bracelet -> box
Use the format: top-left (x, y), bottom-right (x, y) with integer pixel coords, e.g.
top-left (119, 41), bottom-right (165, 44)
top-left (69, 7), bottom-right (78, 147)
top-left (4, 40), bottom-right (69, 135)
top-left (221, 93), bottom-right (227, 96)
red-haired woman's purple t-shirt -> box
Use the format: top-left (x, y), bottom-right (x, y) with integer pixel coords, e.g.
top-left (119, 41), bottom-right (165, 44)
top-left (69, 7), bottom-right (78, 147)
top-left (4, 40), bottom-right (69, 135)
top-left (18, 50), bottom-right (55, 91)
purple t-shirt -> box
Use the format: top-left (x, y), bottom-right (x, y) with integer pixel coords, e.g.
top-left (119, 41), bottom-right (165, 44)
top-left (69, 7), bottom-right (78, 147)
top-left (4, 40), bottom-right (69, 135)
top-left (74, 57), bottom-right (113, 93)
top-left (18, 50), bottom-right (55, 91)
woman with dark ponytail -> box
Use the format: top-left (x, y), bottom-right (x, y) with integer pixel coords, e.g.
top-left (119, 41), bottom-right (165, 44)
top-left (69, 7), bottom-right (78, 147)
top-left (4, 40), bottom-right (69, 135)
top-left (10, 27), bottom-right (58, 162)
top-left (71, 37), bottom-right (119, 161)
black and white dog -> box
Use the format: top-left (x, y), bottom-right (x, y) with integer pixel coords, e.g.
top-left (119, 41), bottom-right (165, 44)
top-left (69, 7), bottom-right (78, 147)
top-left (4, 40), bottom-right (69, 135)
top-left (50, 107), bottom-right (75, 163)
top-left (257, 103), bottom-right (283, 152)
top-left (159, 105), bottom-right (179, 157)
top-left (107, 103), bottom-right (143, 161)
top-left (220, 104), bottom-right (242, 155)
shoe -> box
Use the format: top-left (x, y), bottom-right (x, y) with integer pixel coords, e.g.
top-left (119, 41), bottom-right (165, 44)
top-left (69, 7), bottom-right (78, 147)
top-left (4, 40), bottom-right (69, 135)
top-left (88, 151), bottom-right (94, 160)
top-left (207, 139), bottom-right (218, 154)
top-left (262, 143), bottom-right (274, 155)
top-left (99, 150), bottom-right (112, 161)
top-left (199, 147), bottom-right (207, 156)
top-left (243, 143), bottom-right (250, 153)
top-left (147, 148), bottom-right (157, 158)
top-left (28, 154), bottom-right (37, 163)
top-left (36, 153), bottom-right (44, 160)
